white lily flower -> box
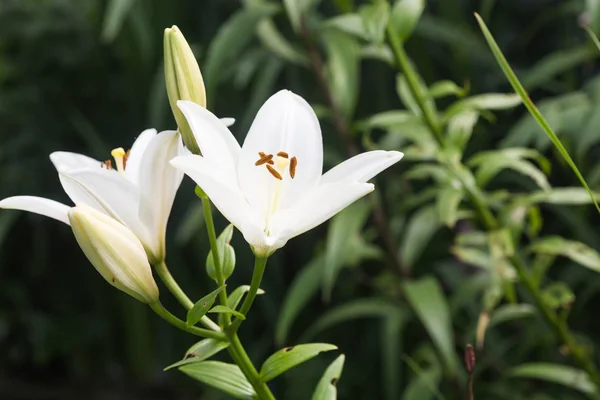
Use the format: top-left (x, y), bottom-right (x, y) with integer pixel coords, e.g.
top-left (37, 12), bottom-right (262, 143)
top-left (170, 90), bottom-right (404, 256)
top-left (0, 129), bottom-right (183, 263)
top-left (69, 204), bottom-right (159, 303)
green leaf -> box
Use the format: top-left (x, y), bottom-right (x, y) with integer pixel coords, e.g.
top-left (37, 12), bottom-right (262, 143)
top-left (283, 0), bottom-right (321, 32)
top-left (359, 2), bottom-right (390, 44)
top-left (179, 361), bottom-right (256, 399)
top-left (530, 236), bottom-right (600, 273)
top-left (396, 74), bottom-right (421, 115)
top-left (101, 0), bottom-right (136, 42)
top-left (164, 339), bottom-right (230, 370)
top-left (209, 305), bottom-right (246, 320)
top-left (446, 110), bottom-right (479, 151)
top-left (402, 358), bottom-right (444, 400)
top-left (204, 4), bottom-right (279, 103)
top-left (390, 0), bottom-right (425, 41)
top-left (436, 186), bottom-right (463, 228)
top-left (257, 19), bottom-right (309, 66)
top-left (301, 298), bottom-right (403, 341)
top-left (541, 282), bottom-right (575, 310)
top-left (323, 200), bottom-right (372, 301)
top-left (509, 363), bottom-right (596, 396)
top-left (522, 188), bottom-right (600, 206)
top-left (521, 45), bottom-right (599, 91)
top-left (206, 225), bottom-right (236, 281)
top-left (381, 312), bottom-right (405, 400)
top-left (322, 14), bottom-right (368, 40)
top-left (228, 285), bottom-right (266, 311)
top-left (323, 29), bottom-right (361, 119)
top-left (276, 257), bottom-right (323, 345)
top-left (488, 304), bottom-right (536, 328)
top-left (475, 13), bottom-right (600, 213)
top-left (400, 205), bottom-right (440, 270)
top-left (186, 285), bottom-right (226, 327)
top-left (429, 80), bottom-right (467, 99)
top-left (311, 355), bottom-right (345, 400)
top-left (402, 278), bottom-right (459, 373)
top-left (357, 110), bottom-right (418, 130)
top-left (444, 93), bottom-right (521, 120)
top-left (259, 343), bottom-right (338, 382)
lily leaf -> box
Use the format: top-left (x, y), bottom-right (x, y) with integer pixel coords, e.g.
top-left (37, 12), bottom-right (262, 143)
top-left (259, 343), bottom-right (338, 382)
top-left (311, 355), bottom-right (346, 400)
top-left (179, 361), bottom-right (256, 399)
top-left (509, 363), bottom-right (596, 396)
top-left (209, 305), bottom-right (246, 320)
top-left (228, 285), bottom-right (266, 311)
top-left (186, 285), bottom-right (226, 327)
top-left (164, 338), bottom-right (230, 371)
top-left (530, 236), bottom-right (600, 273)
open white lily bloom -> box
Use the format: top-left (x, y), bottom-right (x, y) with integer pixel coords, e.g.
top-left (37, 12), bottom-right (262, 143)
top-left (171, 90), bottom-right (404, 256)
top-left (69, 204), bottom-right (159, 303)
top-left (0, 129), bottom-right (183, 263)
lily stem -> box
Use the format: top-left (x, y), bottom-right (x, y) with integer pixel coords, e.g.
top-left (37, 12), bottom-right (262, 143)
top-left (227, 333), bottom-right (275, 400)
top-left (201, 197), bottom-right (230, 323)
top-left (385, 22), bottom-right (444, 144)
top-left (230, 256), bottom-right (268, 332)
top-left (153, 260), bottom-right (221, 332)
top-left (149, 301), bottom-right (227, 341)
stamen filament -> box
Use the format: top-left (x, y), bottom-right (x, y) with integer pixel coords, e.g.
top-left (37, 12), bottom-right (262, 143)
top-left (111, 147), bottom-right (126, 174)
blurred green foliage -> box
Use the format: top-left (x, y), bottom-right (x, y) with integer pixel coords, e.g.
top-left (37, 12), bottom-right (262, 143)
top-left (4, 0), bottom-right (600, 399)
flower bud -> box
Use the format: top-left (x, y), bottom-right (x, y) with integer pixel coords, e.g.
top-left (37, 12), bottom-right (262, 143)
top-left (164, 25), bottom-right (206, 155)
top-left (68, 204), bottom-right (159, 303)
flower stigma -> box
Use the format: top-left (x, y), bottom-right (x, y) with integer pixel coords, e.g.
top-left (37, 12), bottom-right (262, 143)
top-left (102, 147), bottom-right (131, 174)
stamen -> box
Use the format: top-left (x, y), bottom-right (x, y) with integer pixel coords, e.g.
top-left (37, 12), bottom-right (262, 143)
top-left (255, 154), bottom-right (274, 166)
top-left (289, 156), bottom-right (298, 179)
top-left (277, 151), bottom-right (289, 158)
top-left (101, 159), bottom-right (113, 170)
top-left (111, 147), bottom-right (126, 173)
top-left (258, 151), bottom-right (267, 158)
top-left (122, 149), bottom-right (131, 170)
top-left (266, 164), bottom-right (282, 180)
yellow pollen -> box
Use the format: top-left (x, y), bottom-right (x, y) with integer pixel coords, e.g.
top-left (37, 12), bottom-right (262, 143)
top-left (111, 147), bottom-right (126, 174)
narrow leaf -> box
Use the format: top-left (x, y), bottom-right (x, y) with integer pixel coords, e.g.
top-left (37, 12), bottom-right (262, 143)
top-left (186, 285), bottom-right (226, 327)
top-left (509, 363), bottom-right (596, 396)
top-left (259, 343), bottom-right (338, 382)
top-left (179, 361), bottom-right (256, 399)
top-left (311, 355), bottom-right (345, 400)
top-left (403, 278), bottom-right (459, 373)
top-left (209, 305), bottom-right (246, 320)
top-left (164, 339), bottom-right (230, 371)
top-left (475, 13), bottom-right (600, 213)
top-left (530, 236), bottom-right (600, 273)
top-left (390, 0), bottom-right (425, 41)
top-left (228, 285), bottom-right (266, 311)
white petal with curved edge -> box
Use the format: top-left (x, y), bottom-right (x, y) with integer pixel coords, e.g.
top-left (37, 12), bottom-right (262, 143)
top-left (0, 196), bottom-right (71, 225)
top-left (125, 129), bottom-right (157, 183)
top-left (237, 90), bottom-right (323, 213)
top-left (137, 130), bottom-right (183, 262)
top-left (171, 155), bottom-right (258, 234)
top-left (321, 150), bottom-right (404, 184)
top-left (57, 169), bottom-right (151, 248)
top-left (177, 101), bottom-right (240, 175)
top-left (269, 182), bottom-right (374, 242)
top-left (220, 117), bottom-right (235, 127)
top-left (50, 152), bottom-right (100, 172)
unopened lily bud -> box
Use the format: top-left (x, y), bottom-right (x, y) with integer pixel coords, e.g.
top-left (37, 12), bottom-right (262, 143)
top-left (68, 204), bottom-right (159, 303)
top-left (164, 25), bottom-right (206, 155)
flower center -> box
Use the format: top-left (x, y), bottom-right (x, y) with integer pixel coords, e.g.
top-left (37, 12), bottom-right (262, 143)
top-left (101, 147), bottom-right (130, 174)
top-left (254, 151), bottom-right (297, 180)
top-left (255, 151), bottom-right (299, 232)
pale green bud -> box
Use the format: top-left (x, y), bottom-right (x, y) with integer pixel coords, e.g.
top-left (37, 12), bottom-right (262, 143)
top-left (68, 204), bottom-right (159, 303)
top-left (164, 25), bottom-right (206, 155)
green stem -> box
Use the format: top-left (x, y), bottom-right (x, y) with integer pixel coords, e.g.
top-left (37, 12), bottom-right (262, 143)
top-left (227, 333), bottom-right (275, 400)
top-left (153, 260), bottom-right (221, 332)
top-left (201, 197), bottom-right (229, 319)
top-left (386, 23), bottom-right (444, 144)
top-left (230, 256), bottom-right (268, 332)
top-left (149, 301), bottom-right (227, 341)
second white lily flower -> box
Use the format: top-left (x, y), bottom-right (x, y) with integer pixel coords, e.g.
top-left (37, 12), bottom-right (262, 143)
top-left (171, 90), bottom-right (403, 256)
top-left (0, 129), bottom-right (183, 263)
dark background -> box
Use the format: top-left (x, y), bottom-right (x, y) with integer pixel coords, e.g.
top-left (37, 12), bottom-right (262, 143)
top-left (1, 0), bottom-right (600, 399)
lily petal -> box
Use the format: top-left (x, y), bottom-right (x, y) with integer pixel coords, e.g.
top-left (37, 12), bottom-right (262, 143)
top-left (50, 152), bottom-right (100, 172)
top-left (177, 100), bottom-right (240, 176)
top-left (137, 130), bottom-right (184, 262)
top-left (170, 154), bottom-right (257, 235)
top-left (320, 150), bottom-right (404, 184)
top-left (57, 169), bottom-right (151, 248)
top-left (269, 182), bottom-right (374, 243)
top-left (125, 129), bottom-right (158, 183)
top-left (237, 90), bottom-right (323, 212)
top-left (0, 196), bottom-right (71, 225)
top-left (220, 117), bottom-right (235, 127)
